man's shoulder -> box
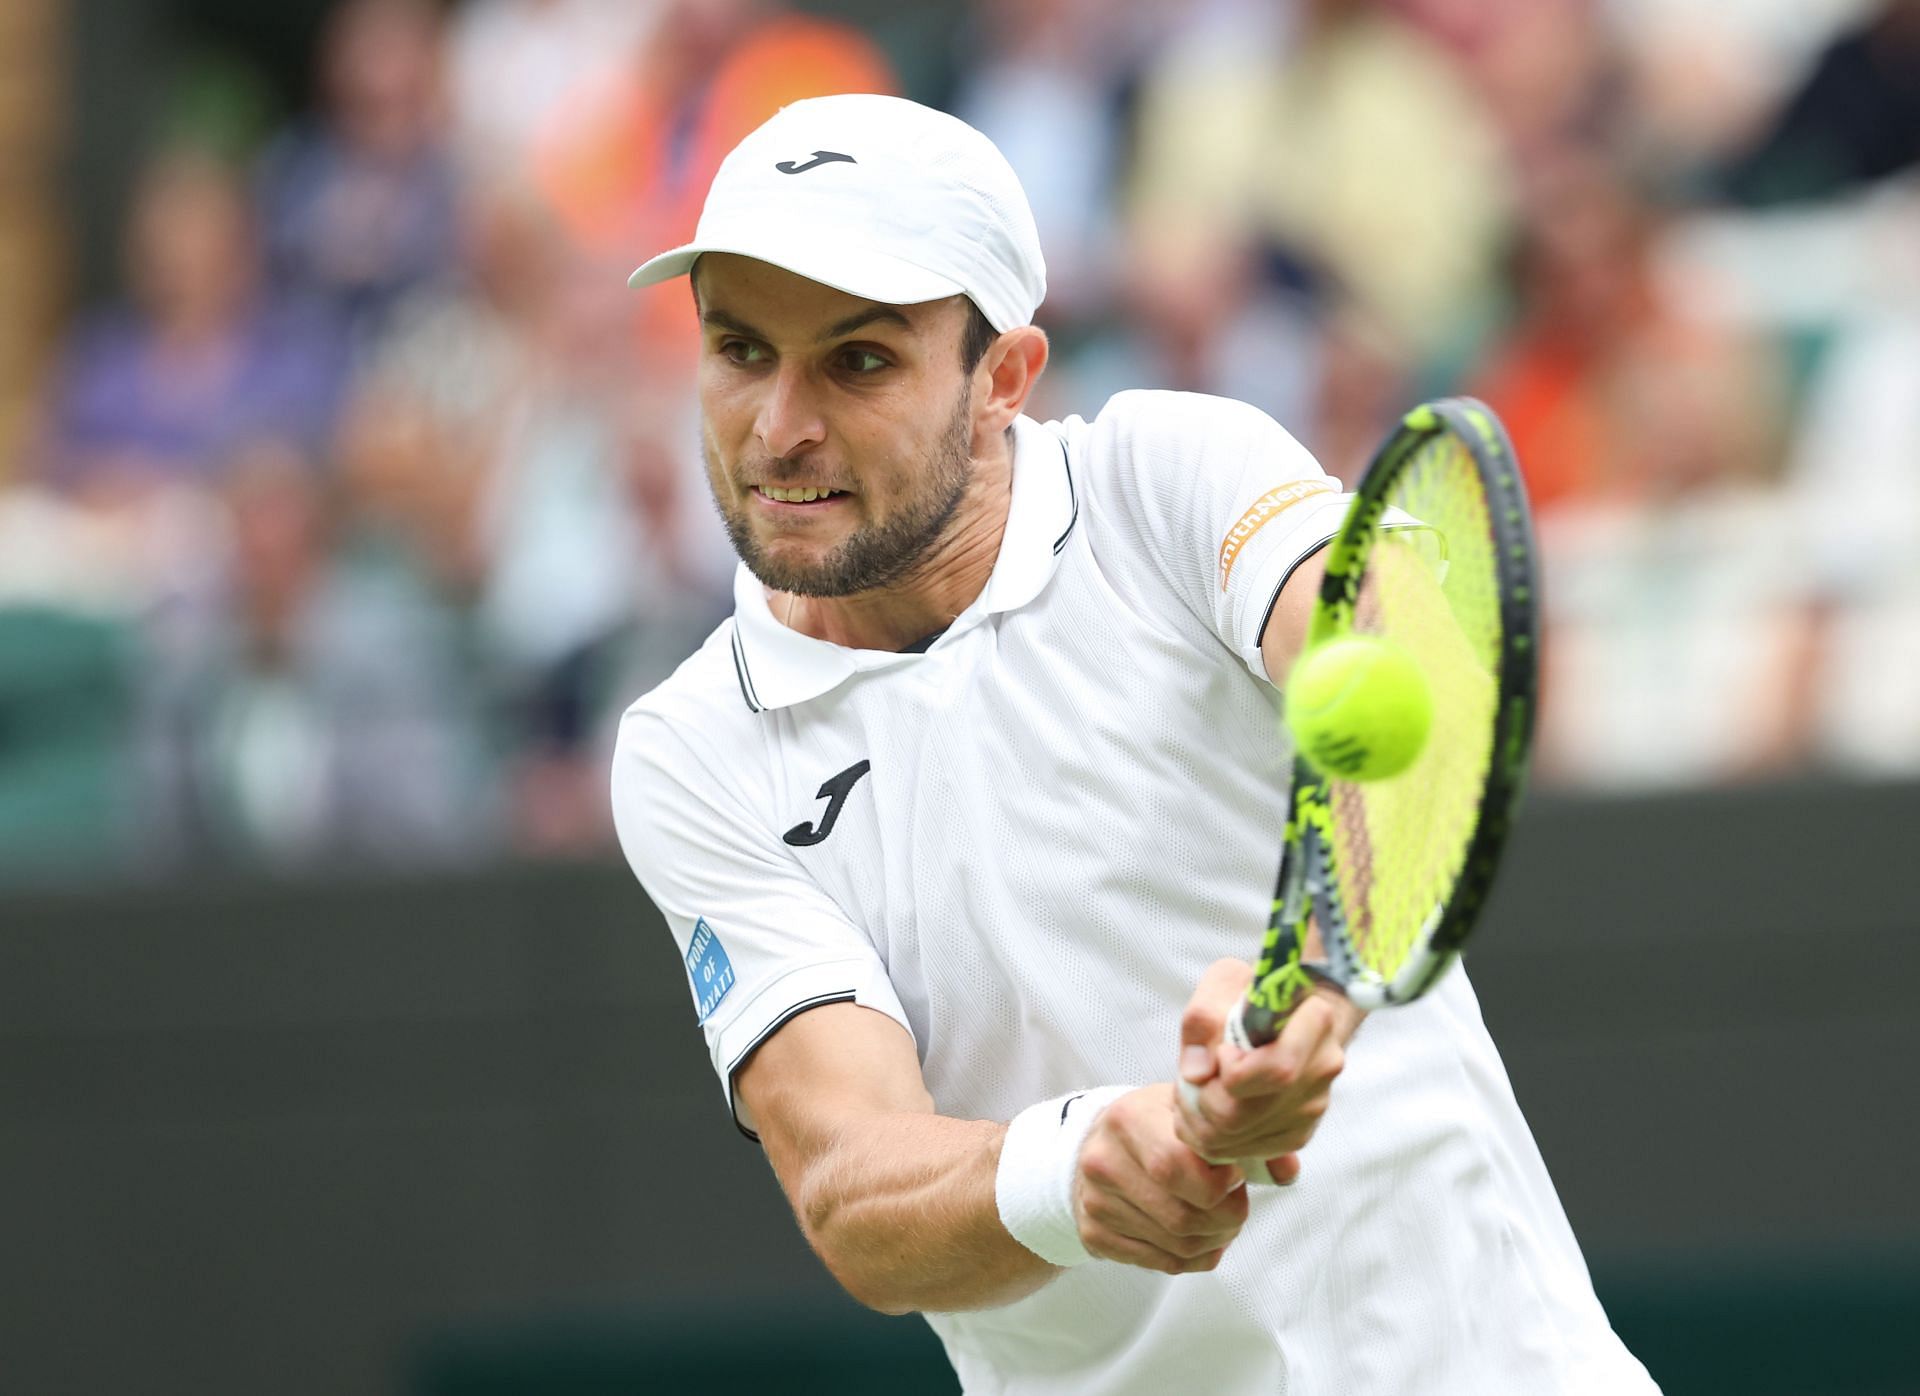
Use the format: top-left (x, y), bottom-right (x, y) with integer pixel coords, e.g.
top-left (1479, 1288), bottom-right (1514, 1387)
top-left (616, 617), bottom-right (757, 757)
top-left (609, 615), bottom-right (786, 893)
top-left (1050, 391), bottom-right (1315, 522)
top-left (1067, 389), bottom-right (1299, 472)
top-left (1088, 387), bottom-right (1281, 428)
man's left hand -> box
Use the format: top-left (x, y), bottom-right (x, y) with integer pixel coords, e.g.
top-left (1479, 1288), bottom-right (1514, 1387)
top-left (1173, 958), bottom-right (1365, 1174)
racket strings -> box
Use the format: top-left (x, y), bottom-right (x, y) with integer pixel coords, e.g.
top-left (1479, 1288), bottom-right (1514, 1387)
top-left (1326, 435), bottom-right (1502, 984)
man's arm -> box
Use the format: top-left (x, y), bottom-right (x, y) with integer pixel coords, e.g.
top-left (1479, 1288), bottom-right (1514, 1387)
top-left (1258, 548), bottom-right (1327, 687)
top-left (740, 1002), bottom-right (1250, 1316)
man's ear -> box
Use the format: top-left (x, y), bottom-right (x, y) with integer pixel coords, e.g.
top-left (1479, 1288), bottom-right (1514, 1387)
top-left (975, 325), bottom-right (1049, 434)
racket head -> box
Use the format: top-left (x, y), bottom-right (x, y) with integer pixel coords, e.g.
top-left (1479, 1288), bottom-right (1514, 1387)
top-left (1246, 398), bottom-right (1538, 1033)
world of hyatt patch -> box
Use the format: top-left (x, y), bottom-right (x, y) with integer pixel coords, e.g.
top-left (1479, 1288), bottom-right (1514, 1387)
top-left (686, 917), bottom-right (736, 1022)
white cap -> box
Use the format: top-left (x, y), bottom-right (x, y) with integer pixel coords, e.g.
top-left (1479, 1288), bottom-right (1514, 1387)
top-left (627, 94), bottom-right (1046, 332)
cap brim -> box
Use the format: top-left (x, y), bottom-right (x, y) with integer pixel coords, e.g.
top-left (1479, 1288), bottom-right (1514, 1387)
top-left (627, 236), bottom-right (967, 309)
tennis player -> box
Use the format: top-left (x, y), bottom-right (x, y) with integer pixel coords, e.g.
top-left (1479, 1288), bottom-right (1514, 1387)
top-left (612, 93), bottom-right (1658, 1394)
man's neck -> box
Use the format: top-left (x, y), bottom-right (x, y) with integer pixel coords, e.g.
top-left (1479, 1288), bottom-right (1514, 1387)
top-left (769, 436), bottom-right (1015, 653)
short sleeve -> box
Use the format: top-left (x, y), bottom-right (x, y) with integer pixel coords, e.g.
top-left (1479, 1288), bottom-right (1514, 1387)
top-left (1087, 390), bottom-right (1352, 680)
top-left (610, 705), bottom-right (913, 1138)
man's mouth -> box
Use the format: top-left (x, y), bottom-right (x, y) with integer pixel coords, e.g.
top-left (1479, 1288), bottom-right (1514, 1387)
top-left (755, 485), bottom-right (850, 504)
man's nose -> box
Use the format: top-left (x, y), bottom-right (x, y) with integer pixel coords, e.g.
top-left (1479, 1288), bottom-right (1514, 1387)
top-left (756, 364), bottom-right (827, 461)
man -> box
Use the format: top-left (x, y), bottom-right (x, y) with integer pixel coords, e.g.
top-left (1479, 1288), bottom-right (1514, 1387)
top-left (612, 93), bottom-right (1657, 1393)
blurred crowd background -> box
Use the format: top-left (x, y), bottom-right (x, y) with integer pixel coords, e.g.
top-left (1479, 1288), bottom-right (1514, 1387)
top-left (3, 0), bottom-right (1917, 884)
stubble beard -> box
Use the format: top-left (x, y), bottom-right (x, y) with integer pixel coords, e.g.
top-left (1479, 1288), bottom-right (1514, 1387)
top-left (713, 386), bottom-right (976, 599)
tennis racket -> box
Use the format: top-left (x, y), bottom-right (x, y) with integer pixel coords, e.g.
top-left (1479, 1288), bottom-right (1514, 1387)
top-left (1181, 397), bottom-right (1539, 1182)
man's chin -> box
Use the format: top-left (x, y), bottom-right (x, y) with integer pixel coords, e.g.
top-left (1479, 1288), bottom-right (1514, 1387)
top-left (739, 541), bottom-right (848, 599)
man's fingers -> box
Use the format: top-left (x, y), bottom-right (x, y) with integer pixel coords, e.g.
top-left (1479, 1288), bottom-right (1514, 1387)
top-left (1074, 1084), bottom-right (1255, 1274)
top-left (1169, 1101), bottom-right (1306, 1188)
top-left (1085, 1090), bottom-right (1249, 1204)
top-left (1084, 1226), bottom-right (1229, 1276)
top-left (1172, 1093), bottom-right (1243, 1163)
top-left (1178, 958), bottom-right (1255, 1082)
top-left (1188, 1054), bottom-right (1339, 1151)
top-left (1182, 1102), bottom-right (1324, 1161)
top-left (1179, 1013), bottom-right (1345, 1159)
top-left (1263, 1152), bottom-right (1303, 1186)
top-left (1086, 1182), bottom-right (1244, 1259)
top-left (1220, 997), bottom-right (1346, 1100)
top-left (1080, 1147), bottom-right (1248, 1256)
top-left (1121, 1122), bottom-right (1247, 1209)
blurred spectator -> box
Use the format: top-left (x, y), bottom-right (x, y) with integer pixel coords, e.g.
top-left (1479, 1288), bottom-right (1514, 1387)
top-left (39, 149), bottom-right (349, 503)
top-left (472, 265), bottom-right (667, 855)
top-left (1535, 489), bottom-right (1814, 786)
top-left (1722, 0), bottom-right (1920, 206)
top-left (1604, 3), bottom-right (1782, 192)
top-left (1307, 300), bottom-right (1414, 483)
top-left (1395, 0), bottom-right (1615, 177)
top-left (533, 0), bottom-right (895, 369)
top-left (1471, 155), bottom-right (1784, 517)
top-left (950, 0), bottom-right (1150, 327)
top-left (1129, 0), bottom-right (1512, 361)
top-left (367, 185), bottom-right (727, 855)
top-left (137, 435), bottom-right (489, 866)
top-left (14, 0), bottom-right (1920, 887)
top-left (1783, 302), bottom-right (1920, 775)
top-left (256, 0), bottom-right (459, 338)
top-left (330, 371), bottom-right (477, 602)
top-left (361, 182), bottom-right (549, 584)
top-left (446, 0), bottom-right (660, 177)
top-left (1054, 233), bottom-right (1324, 440)
top-left (1478, 152), bottom-right (1802, 787)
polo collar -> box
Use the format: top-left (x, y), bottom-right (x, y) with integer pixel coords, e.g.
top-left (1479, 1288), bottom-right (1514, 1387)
top-left (729, 413), bottom-right (1078, 713)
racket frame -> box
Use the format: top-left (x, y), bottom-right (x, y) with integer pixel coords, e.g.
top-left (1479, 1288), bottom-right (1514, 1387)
top-left (1239, 397), bottom-right (1540, 1043)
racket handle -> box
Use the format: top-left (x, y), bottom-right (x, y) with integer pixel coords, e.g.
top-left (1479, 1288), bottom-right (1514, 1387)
top-left (1177, 994), bottom-right (1282, 1186)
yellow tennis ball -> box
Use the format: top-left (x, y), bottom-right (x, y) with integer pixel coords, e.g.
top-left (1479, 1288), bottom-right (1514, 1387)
top-left (1284, 636), bottom-right (1433, 782)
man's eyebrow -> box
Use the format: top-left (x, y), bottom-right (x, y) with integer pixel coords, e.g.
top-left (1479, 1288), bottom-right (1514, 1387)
top-left (820, 305), bottom-right (912, 340)
top-left (700, 304), bottom-right (914, 343)
top-left (700, 307), bottom-right (765, 340)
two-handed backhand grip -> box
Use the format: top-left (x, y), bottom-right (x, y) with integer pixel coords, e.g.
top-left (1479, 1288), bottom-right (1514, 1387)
top-left (1176, 993), bottom-right (1283, 1187)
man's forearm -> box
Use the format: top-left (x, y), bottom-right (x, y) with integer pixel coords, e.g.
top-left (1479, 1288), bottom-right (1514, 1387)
top-left (743, 1004), bottom-right (1250, 1309)
top-left (774, 1111), bottom-right (1056, 1315)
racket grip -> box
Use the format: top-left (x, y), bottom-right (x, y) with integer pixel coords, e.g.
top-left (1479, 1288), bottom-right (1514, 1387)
top-left (1177, 995), bottom-right (1282, 1186)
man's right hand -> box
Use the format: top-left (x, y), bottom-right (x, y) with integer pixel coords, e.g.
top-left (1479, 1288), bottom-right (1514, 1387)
top-left (1073, 1084), bottom-right (1250, 1275)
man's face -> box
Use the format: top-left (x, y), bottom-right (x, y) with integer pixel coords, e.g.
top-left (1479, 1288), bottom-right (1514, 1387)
top-left (695, 254), bottom-right (982, 598)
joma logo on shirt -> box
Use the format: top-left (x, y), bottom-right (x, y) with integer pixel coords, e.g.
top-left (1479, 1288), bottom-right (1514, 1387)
top-left (1218, 480), bottom-right (1335, 591)
top-left (783, 760), bottom-right (872, 847)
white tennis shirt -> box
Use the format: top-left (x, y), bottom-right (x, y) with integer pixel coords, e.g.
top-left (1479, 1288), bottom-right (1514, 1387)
top-left (612, 390), bottom-right (1658, 1395)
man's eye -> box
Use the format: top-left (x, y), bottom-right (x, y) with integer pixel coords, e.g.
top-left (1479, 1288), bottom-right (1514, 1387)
top-left (841, 349), bottom-right (888, 374)
top-left (720, 339), bottom-right (765, 364)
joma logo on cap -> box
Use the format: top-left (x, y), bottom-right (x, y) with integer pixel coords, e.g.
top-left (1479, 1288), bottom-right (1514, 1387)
top-left (775, 150), bottom-right (856, 175)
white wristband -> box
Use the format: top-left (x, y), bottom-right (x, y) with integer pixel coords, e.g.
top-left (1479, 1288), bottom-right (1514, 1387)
top-left (995, 1086), bottom-right (1133, 1267)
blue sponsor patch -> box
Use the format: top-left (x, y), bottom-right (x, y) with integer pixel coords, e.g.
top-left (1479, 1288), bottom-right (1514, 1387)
top-left (685, 917), bottom-right (736, 1023)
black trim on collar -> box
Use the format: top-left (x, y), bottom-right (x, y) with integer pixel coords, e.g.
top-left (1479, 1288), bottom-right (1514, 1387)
top-left (728, 433), bottom-right (1076, 713)
top-left (730, 623), bottom-right (763, 714)
top-left (899, 626), bottom-right (949, 654)
top-left (726, 989), bottom-right (859, 1140)
top-left (1052, 438), bottom-right (1079, 555)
